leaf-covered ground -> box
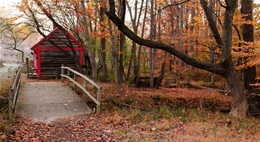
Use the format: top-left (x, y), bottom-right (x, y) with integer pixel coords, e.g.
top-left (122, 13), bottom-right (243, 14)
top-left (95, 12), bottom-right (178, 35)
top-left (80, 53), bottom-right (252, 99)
top-left (2, 75), bottom-right (260, 141)
top-left (7, 110), bottom-right (260, 141)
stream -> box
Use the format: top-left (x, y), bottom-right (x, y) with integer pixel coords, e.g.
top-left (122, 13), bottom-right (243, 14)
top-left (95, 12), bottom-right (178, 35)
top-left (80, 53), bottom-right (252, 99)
top-left (0, 63), bottom-right (21, 80)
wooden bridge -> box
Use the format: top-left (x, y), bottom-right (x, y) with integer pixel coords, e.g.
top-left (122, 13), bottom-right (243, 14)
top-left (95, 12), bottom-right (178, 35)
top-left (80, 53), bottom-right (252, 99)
top-left (9, 65), bottom-right (101, 123)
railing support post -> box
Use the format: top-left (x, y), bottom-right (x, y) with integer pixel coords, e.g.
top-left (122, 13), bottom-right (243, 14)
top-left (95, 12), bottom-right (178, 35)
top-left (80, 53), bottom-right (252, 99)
top-left (73, 73), bottom-right (76, 91)
top-left (97, 88), bottom-right (101, 114)
top-left (8, 87), bottom-right (13, 120)
top-left (84, 80), bottom-right (86, 102)
top-left (61, 64), bottom-right (64, 82)
top-left (61, 65), bottom-right (102, 114)
top-left (67, 70), bottom-right (70, 86)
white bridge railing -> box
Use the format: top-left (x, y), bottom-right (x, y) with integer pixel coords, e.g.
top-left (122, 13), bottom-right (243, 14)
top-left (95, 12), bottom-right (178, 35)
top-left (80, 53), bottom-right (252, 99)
top-left (61, 65), bottom-right (102, 114)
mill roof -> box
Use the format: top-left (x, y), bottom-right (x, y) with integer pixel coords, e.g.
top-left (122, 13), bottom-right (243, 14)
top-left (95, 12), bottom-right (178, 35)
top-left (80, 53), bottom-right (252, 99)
top-left (31, 28), bottom-right (83, 50)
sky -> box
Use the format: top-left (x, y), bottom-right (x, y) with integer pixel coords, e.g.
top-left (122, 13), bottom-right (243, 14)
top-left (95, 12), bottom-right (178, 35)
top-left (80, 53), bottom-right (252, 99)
top-left (0, 0), bottom-right (260, 11)
top-left (0, 0), bottom-right (19, 8)
top-left (0, 0), bottom-right (260, 7)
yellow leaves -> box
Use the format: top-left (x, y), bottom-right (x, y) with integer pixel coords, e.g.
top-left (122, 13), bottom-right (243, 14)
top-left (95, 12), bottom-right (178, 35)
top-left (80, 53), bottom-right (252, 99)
top-left (193, 16), bottom-right (203, 23)
top-left (87, 2), bottom-right (92, 8)
top-left (157, 0), bottom-right (164, 8)
top-left (101, 21), bottom-right (108, 27)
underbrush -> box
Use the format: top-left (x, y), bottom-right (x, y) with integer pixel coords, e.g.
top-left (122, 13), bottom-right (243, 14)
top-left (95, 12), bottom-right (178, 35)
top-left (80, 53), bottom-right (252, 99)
top-left (0, 72), bottom-right (17, 141)
top-left (99, 100), bottom-right (260, 141)
top-left (0, 77), bottom-right (12, 98)
top-left (83, 83), bottom-right (260, 140)
top-left (100, 94), bottom-right (229, 123)
top-left (0, 99), bottom-right (17, 141)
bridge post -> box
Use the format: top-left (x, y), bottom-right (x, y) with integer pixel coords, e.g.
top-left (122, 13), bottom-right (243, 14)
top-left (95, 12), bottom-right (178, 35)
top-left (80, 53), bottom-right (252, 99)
top-left (61, 64), bottom-right (64, 82)
top-left (97, 88), bottom-right (101, 114)
top-left (67, 70), bottom-right (70, 86)
top-left (73, 73), bottom-right (76, 91)
top-left (8, 87), bottom-right (13, 120)
top-left (84, 80), bottom-right (86, 101)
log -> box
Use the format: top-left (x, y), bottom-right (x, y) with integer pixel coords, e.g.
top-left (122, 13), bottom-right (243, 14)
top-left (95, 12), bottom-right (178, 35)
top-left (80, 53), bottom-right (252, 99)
top-left (165, 78), bottom-right (178, 88)
top-left (134, 76), bottom-right (161, 88)
top-left (186, 82), bottom-right (230, 93)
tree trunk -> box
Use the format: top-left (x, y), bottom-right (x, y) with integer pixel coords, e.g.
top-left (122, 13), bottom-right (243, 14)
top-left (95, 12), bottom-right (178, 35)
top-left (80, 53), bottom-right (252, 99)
top-left (136, 0), bottom-right (147, 84)
top-left (100, 8), bottom-right (108, 81)
top-left (126, 0), bottom-right (144, 81)
top-left (241, 0), bottom-right (256, 91)
top-left (81, 0), bottom-right (97, 80)
top-left (225, 64), bottom-right (247, 117)
top-left (108, 16), bottom-right (120, 88)
top-left (119, 0), bottom-right (126, 83)
top-left (14, 49), bottom-right (24, 63)
top-left (155, 52), bottom-right (167, 88)
top-left (149, 0), bottom-right (155, 88)
top-left (189, 1), bottom-right (195, 71)
top-left (241, 0), bottom-right (257, 113)
top-left (179, 5), bottom-right (184, 69)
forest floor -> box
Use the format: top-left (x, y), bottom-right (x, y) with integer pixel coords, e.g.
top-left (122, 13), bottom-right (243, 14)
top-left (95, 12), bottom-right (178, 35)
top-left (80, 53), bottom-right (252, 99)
top-left (1, 74), bottom-right (260, 141)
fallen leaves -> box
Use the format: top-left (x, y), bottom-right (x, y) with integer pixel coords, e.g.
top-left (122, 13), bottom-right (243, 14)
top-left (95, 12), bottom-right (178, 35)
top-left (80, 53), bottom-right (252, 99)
top-left (4, 82), bottom-right (260, 141)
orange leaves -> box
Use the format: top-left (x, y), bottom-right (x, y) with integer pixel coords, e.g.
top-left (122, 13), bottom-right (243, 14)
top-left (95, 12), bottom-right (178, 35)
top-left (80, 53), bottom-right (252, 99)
top-left (76, 26), bottom-right (86, 32)
top-left (90, 32), bottom-right (96, 38)
top-left (52, 0), bottom-right (62, 3)
top-left (90, 30), bottom-right (110, 38)
top-left (76, 9), bottom-right (83, 15)
top-left (15, 131), bottom-right (21, 137)
top-left (86, 8), bottom-right (93, 15)
top-left (100, 31), bottom-right (110, 38)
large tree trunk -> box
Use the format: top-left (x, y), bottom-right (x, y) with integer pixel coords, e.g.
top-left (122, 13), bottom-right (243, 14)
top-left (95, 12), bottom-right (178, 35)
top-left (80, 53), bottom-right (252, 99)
top-left (225, 64), bottom-right (247, 117)
top-left (241, 0), bottom-right (256, 91)
top-left (241, 0), bottom-right (257, 113)
top-left (221, 0), bottom-right (247, 117)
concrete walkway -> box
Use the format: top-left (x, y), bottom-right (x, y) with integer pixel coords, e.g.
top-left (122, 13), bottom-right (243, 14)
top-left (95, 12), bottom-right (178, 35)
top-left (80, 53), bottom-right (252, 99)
top-left (15, 82), bottom-right (91, 123)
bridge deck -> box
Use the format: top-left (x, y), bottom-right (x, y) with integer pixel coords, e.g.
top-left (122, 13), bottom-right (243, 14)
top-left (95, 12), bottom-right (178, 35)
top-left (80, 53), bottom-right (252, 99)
top-left (15, 82), bottom-right (91, 123)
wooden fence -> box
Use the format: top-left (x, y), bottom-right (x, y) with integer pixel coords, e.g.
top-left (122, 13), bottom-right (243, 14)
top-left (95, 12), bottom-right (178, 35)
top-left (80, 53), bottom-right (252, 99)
top-left (9, 66), bottom-right (21, 119)
top-left (61, 65), bottom-right (102, 114)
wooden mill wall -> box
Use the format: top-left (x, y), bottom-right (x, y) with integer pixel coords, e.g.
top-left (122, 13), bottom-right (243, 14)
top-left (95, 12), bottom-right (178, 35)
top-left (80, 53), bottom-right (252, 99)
top-left (40, 50), bottom-right (79, 77)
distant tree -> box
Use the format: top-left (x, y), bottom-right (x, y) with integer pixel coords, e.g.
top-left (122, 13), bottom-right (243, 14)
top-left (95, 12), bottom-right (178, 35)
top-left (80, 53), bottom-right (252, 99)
top-left (0, 9), bottom-right (35, 63)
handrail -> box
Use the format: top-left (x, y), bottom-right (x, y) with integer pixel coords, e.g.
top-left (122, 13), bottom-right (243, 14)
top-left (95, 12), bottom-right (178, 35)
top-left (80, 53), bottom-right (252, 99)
top-left (9, 66), bottom-right (22, 119)
top-left (61, 65), bottom-right (102, 114)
